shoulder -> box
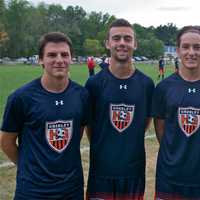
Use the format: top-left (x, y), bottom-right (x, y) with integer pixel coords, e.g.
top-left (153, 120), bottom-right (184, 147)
top-left (85, 69), bottom-right (107, 88)
top-left (155, 73), bottom-right (178, 94)
top-left (135, 69), bottom-right (154, 87)
top-left (8, 78), bottom-right (40, 102)
top-left (70, 80), bottom-right (89, 97)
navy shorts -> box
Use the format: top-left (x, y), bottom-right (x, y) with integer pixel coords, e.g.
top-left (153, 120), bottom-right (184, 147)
top-left (14, 186), bottom-right (84, 200)
top-left (86, 176), bottom-right (145, 200)
top-left (155, 177), bottom-right (200, 200)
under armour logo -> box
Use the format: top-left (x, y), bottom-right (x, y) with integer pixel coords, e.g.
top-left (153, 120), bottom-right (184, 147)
top-left (120, 84), bottom-right (127, 90)
top-left (188, 88), bottom-right (196, 93)
top-left (55, 100), bottom-right (64, 106)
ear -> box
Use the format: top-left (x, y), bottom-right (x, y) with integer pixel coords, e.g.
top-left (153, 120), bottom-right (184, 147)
top-left (105, 39), bottom-right (110, 50)
top-left (39, 59), bottom-right (45, 68)
top-left (134, 40), bottom-right (138, 50)
top-left (176, 47), bottom-right (180, 57)
top-left (39, 58), bottom-right (43, 65)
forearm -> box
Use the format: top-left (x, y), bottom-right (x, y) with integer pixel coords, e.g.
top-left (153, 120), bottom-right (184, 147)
top-left (85, 126), bottom-right (91, 143)
top-left (0, 132), bottom-right (18, 165)
top-left (3, 143), bottom-right (18, 165)
top-left (154, 118), bottom-right (165, 144)
top-left (145, 117), bottom-right (152, 132)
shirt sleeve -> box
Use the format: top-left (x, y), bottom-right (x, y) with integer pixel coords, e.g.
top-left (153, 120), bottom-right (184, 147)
top-left (151, 82), bottom-right (166, 119)
top-left (1, 92), bottom-right (25, 133)
top-left (85, 77), bottom-right (96, 126)
top-left (80, 88), bottom-right (92, 126)
top-left (145, 78), bottom-right (155, 117)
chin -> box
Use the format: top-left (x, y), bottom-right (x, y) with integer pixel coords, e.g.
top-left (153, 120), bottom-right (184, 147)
top-left (116, 56), bottom-right (129, 62)
top-left (184, 65), bottom-right (198, 70)
top-left (54, 73), bottom-right (67, 79)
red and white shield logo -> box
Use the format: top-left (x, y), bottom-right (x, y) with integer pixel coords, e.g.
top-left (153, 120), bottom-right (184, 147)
top-left (110, 104), bottom-right (134, 132)
top-left (178, 107), bottom-right (200, 137)
top-left (46, 120), bottom-right (73, 153)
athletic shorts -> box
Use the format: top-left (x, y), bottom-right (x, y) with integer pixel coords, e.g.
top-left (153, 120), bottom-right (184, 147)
top-left (159, 68), bottom-right (164, 74)
top-left (86, 176), bottom-right (145, 200)
top-left (14, 186), bottom-right (84, 200)
top-left (155, 177), bottom-right (200, 200)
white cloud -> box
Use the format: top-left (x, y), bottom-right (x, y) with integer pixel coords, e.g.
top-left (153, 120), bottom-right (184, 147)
top-left (28, 0), bottom-right (200, 28)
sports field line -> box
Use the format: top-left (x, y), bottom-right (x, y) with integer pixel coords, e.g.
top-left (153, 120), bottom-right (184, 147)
top-left (0, 134), bottom-right (156, 169)
top-left (0, 161), bottom-right (15, 168)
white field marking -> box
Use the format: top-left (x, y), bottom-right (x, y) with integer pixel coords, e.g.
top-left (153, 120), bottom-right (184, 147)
top-left (145, 134), bottom-right (156, 139)
top-left (0, 161), bottom-right (15, 168)
top-left (0, 134), bottom-right (156, 168)
top-left (80, 146), bottom-right (89, 153)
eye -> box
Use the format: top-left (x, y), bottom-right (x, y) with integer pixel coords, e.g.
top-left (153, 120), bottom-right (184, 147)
top-left (47, 52), bottom-right (57, 58)
top-left (61, 52), bottom-right (69, 57)
top-left (194, 45), bottom-right (200, 50)
top-left (124, 36), bottom-right (133, 42)
top-left (112, 35), bottom-right (121, 41)
top-left (181, 44), bottom-right (189, 50)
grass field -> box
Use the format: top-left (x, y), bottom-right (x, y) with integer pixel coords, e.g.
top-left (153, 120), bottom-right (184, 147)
top-left (0, 63), bottom-right (174, 199)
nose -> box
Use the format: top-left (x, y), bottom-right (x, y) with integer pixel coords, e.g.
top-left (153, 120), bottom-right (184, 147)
top-left (188, 47), bottom-right (195, 55)
top-left (56, 54), bottom-right (63, 62)
top-left (119, 37), bottom-right (126, 45)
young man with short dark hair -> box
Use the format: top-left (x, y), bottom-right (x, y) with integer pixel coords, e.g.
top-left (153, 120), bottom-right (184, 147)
top-left (85, 19), bottom-right (154, 200)
top-left (0, 32), bottom-right (89, 200)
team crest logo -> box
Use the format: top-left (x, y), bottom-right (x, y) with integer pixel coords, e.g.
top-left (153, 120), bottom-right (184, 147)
top-left (178, 107), bottom-right (200, 137)
top-left (110, 104), bottom-right (135, 132)
top-left (46, 120), bottom-right (73, 153)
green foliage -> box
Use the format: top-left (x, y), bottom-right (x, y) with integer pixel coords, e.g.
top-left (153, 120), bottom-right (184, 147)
top-left (83, 38), bottom-right (102, 56)
top-left (154, 23), bottom-right (178, 45)
top-left (0, 0), bottom-right (179, 58)
top-left (134, 23), bottom-right (165, 58)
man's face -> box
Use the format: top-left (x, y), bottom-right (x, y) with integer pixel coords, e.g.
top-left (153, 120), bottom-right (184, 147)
top-left (39, 42), bottom-right (71, 79)
top-left (106, 27), bottom-right (136, 63)
top-left (177, 32), bottom-right (200, 70)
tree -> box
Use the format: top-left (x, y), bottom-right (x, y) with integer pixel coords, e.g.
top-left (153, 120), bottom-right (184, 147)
top-left (136, 37), bottom-right (164, 59)
top-left (83, 39), bottom-right (102, 56)
top-left (154, 23), bottom-right (178, 45)
top-left (5, 0), bottom-right (32, 57)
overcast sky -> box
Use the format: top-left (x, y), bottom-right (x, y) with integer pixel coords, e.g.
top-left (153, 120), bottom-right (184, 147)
top-left (29, 0), bottom-right (199, 28)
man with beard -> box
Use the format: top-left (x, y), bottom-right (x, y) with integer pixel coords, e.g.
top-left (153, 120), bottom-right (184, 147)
top-left (85, 19), bottom-right (154, 200)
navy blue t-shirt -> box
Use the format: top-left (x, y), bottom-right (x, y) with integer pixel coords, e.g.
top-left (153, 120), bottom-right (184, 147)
top-left (152, 73), bottom-right (200, 186)
top-left (1, 78), bottom-right (90, 199)
top-left (85, 67), bottom-right (154, 178)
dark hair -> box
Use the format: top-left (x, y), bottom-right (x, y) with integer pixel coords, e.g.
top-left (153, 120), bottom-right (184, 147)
top-left (106, 18), bottom-right (134, 39)
top-left (176, 26), bottom-right (200, 47)
top-left (38, 32), bottom-right (73, 59)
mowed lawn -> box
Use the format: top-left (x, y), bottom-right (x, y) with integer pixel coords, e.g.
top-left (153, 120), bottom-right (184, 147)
top-left (0, 63), bottom-right (174, 199)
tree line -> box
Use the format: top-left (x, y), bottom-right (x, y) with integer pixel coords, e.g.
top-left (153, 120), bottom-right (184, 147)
top-left (0, 0), bottom-right (179, 59)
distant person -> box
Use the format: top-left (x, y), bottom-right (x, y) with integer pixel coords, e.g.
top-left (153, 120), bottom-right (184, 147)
top-left (87, 56), bottom-right (96, 76)
top-left (152, 26), bottom-right (200, 199)
top-left (85, 18), bottom-right (154, 200)
top-left (0, 32), bottom-right (90, 200)
top-left (99, 56), bottom-right (109, 69)
top-left (158, 56), bottom-right (165, 80)
top-left (174, 56), bottom-right (179, 73)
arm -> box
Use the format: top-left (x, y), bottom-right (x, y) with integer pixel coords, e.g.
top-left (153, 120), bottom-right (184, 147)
top-left (0, 131), bottom-right (18, 164)
top-left (85, 126), bottom-right (92, 143)
top-left (80, 126), bottom-right (85, 139)
top-left (145, 117), bottom-right (152, 132)
top-left (154, 118), bottom-right (165, 144)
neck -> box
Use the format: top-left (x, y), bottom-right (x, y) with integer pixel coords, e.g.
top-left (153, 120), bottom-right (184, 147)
top-left (41, 74), bottom-right (69, 93)
top-left (179, 66), bottom-right (200, 82)
top-left (109, 59), bottom-right (135, 79)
